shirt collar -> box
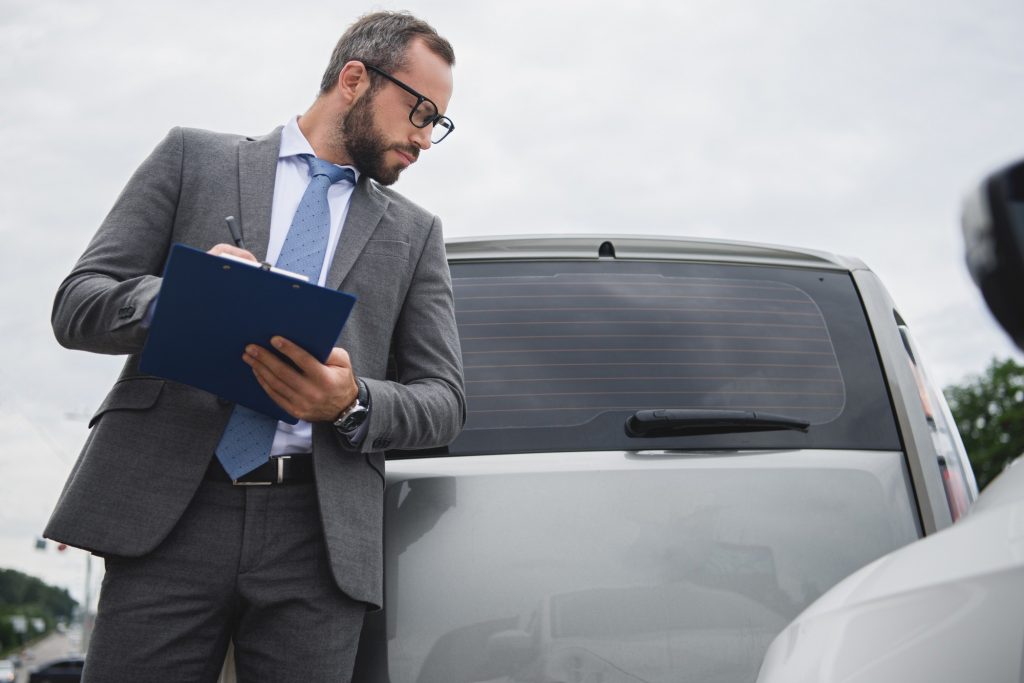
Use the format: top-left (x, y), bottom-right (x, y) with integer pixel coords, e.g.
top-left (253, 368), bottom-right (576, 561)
top-left (280, 116), bottom-right (360, 182)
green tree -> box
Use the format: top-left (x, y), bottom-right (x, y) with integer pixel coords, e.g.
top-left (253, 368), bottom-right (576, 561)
top-left (944, 357), bottom-right (1024, 490)
top-left (0, 568), bottom-right (77, 655)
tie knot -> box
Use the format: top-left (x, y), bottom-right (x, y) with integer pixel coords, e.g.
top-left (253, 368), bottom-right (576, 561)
top-left (306, 156), bottom-right (355, 185)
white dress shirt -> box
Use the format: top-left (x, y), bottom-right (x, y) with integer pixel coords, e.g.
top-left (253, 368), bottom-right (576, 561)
top-left (270, 116), bottom-right (360, 456)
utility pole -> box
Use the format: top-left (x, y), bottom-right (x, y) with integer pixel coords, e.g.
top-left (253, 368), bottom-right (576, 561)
top-left (83, 552), bottom-right (93, 653)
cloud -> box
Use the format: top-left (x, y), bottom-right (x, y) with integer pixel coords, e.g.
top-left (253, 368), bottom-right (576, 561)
top-left (3, 0), bottom-right (1024, 597)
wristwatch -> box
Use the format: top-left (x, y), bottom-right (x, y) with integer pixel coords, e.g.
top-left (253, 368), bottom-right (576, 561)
top-left (333, 379), bottom-right (369, 432)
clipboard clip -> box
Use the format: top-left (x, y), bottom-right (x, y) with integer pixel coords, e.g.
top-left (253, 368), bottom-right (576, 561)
top-left (217, 253), bottom-right (310, 282)
top-left (263, 263), bottom-right (309, 282)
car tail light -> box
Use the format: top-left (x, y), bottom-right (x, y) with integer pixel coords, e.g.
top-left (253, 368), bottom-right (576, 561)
top-left (896, 321), bottom-right (979, 522)
top-left (938, 456), bottom-right (971, 522)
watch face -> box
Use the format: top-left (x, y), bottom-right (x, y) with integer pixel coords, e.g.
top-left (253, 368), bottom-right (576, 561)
top-left (338, 406), bottom-right (368, 431)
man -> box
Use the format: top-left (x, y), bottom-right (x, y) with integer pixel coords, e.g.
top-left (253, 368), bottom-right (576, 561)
top-left (46, 11), bottom-right (464, 683)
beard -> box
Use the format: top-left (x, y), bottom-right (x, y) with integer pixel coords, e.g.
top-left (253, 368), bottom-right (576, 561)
top-left (338, 92), bottom-right (418, 186)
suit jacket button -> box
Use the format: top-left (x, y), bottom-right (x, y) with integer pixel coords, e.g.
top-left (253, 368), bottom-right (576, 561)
top-left (118, 305), bottom-right (136, 319)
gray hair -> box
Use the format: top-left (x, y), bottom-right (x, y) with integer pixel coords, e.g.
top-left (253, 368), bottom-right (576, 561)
top-left (319, 11), bottom-right (455, 94)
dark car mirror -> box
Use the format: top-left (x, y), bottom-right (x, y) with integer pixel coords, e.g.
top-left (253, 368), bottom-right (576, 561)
top-left (962, 157), bottom-right (1024, 350)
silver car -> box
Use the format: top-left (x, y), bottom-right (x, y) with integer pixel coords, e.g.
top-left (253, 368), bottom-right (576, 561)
top-left (352, 235), bottom-right (976, 683)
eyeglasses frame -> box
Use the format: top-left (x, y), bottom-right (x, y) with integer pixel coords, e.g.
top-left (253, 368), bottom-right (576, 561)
top-left (364, 64), bottom-right (455, 143)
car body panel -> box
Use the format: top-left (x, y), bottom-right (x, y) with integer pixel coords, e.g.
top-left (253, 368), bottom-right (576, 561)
top-left (851, 267), bottom-right (965, 533)
top-left (756, 457), bottom-right (1024, 683)
top-left (445, 234), bottom-right (865, 272)
top-left (367, 449), bottom-right (921, 683)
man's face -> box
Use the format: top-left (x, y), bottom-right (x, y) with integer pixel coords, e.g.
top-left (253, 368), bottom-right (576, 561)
top-left (338, 39), bottom-right (453, 186)
top-left (339, 90), bottom-right (404, 186)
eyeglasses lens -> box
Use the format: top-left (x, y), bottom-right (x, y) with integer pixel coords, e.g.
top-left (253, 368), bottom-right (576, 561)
top-left (411, 101), bottom-right (437, 128)
top-left (431, 118), bottom-right (453, 144)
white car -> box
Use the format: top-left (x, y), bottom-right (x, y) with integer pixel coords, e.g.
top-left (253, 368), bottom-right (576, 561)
top-left (756, 455), bottom-right (1024, 683)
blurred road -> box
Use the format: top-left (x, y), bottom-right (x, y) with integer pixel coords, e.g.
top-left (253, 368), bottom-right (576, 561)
top-left (12, 629), bottom-right (79, 683)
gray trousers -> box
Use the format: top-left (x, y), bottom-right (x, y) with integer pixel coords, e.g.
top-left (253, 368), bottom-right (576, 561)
top-left (82, 479), bottom-right (367, 683)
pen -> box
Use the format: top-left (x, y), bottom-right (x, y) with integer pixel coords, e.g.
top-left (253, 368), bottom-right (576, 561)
top-left (225, 215), bottom-right (247, 250)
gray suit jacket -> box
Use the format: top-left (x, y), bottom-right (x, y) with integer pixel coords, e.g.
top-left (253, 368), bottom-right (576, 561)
top-left (45, 126), bottom-right (465, 608)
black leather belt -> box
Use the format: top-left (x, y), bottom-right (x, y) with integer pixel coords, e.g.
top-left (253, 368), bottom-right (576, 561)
top-left (205, 455), bottom-right (314, 485)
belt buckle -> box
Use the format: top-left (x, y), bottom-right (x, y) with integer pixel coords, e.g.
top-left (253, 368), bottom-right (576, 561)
top-left (231, 456), bottom-right (289, 486)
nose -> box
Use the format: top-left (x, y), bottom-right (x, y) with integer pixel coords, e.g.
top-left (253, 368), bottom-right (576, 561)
top-left (410, 124), bottom-right (432, 151)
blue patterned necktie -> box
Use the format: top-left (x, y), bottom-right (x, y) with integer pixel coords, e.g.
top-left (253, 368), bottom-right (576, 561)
top-left (214, 156), bottom-right (355, 479)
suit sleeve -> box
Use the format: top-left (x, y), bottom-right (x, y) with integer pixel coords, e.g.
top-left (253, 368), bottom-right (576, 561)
top-left (359, 215), bottom-right (466, 451)
top-left (52, 128), bottom-right (183, 355)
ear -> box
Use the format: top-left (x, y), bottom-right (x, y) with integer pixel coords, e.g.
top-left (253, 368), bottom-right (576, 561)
top-left (336, 60), bottom-right (370, 105)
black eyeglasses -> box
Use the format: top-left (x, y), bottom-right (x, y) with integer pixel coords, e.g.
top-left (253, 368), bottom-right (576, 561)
top-left (364, 64), bottom-right (454, 144)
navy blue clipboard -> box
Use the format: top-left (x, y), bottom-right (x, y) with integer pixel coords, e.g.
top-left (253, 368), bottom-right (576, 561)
top-left (139, 244), bottom-right (357, 424)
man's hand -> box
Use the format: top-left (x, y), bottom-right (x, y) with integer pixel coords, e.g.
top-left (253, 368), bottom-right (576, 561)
top-left (243, 336), bottom-right (359, 422)
top-left (207, 243), bottom-right (258, 262)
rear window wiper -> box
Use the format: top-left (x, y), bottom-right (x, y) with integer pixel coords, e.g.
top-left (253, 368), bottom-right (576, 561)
top-left (625, 409), bottom-right (810, 438)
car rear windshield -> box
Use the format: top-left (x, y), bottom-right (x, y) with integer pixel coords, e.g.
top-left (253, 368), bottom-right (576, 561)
top-left (420, 259), bottom-right (899, 456)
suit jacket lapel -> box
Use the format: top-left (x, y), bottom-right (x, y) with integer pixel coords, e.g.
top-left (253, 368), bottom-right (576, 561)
top-left (237, 127), bottom-right (282, 262)
top-left (325, 175), bottom-right (390, 290)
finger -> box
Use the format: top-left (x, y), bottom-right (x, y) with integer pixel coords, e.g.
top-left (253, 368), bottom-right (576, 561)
top-left (246, 343), bottom-right (355, 422)
top-left (247, 345), bottom-right (337, 415)
top-left (252, 360), bottom-right (332, 422)
top-left (270, 336), bottom-right (324, 375)
top-left (248, 354), bottom-right (307, 411)
top-left (208, 243), bottom-right (258, 262)
top-left (245, 346), bottom-right (305, 399)
top-left (245, 343), bottom-right (303, 380)
top-left (326, 347), bottom-right (352, 369)
top-left (251, 369), bottom-right (301, 420)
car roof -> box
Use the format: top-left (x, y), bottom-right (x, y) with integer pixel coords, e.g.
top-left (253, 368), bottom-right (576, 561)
top-left (33, 656), bottom-right (84, 667)
top-left (445, 234), bottom-right (866, 272)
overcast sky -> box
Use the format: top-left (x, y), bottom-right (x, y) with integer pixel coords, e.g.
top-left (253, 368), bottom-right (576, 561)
top-left (3, 0), bottom-right (1024, 604)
